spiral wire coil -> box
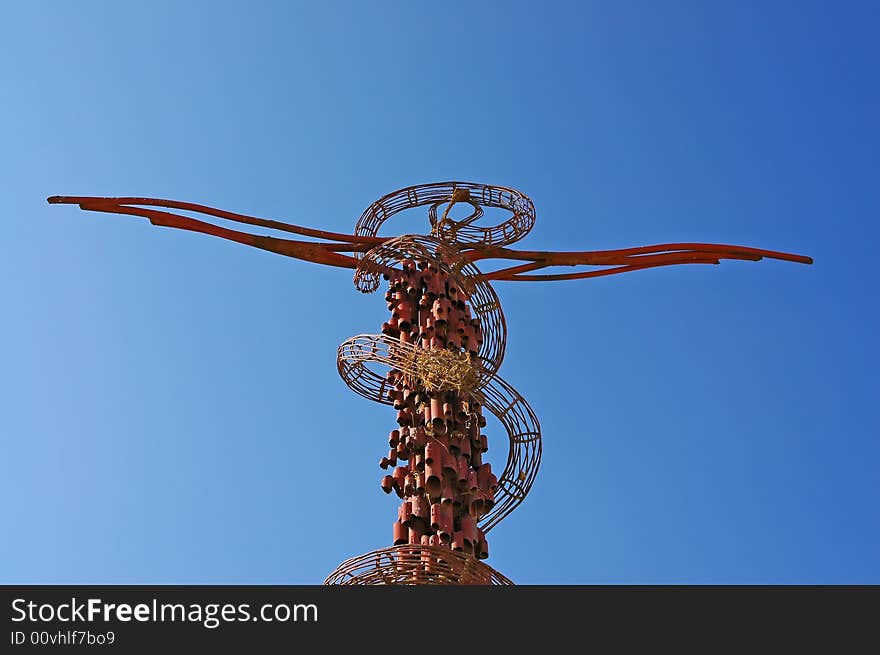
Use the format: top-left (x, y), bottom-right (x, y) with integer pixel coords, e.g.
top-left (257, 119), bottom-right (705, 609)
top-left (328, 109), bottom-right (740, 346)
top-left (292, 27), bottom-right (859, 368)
top-left (328, 183), bottom-right (542, 585)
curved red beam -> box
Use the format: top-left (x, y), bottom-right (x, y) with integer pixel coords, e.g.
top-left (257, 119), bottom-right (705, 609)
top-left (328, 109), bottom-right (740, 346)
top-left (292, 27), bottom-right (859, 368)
top-left (47, 195), bottom-right (813, 280)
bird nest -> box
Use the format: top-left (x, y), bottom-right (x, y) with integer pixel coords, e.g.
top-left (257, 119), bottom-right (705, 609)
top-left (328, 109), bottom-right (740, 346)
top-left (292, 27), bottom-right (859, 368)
top-left (396, 345), bottom-right (479, 394)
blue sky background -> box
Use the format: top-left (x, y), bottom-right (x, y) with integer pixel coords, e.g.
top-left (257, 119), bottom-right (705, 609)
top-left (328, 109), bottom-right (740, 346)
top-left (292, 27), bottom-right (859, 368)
top-left (2, 1), bottom-right (877, 584)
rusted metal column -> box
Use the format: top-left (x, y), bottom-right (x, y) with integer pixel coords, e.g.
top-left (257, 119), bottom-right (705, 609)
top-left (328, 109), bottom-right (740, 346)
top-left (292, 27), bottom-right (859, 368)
top-left (378, 256), bottom-right (495, 561)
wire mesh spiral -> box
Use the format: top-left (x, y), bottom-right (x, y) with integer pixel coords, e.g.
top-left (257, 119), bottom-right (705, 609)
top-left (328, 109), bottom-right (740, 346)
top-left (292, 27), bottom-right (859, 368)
top-left (328, 183), bottom-right (542, 585)
top-left (354, 181), bottom-right (535, 250)
top-left (323, 545), bottom-right (514, 586)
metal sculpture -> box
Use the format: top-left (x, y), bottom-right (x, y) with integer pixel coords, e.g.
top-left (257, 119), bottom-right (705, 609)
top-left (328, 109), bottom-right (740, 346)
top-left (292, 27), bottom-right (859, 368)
top-left (48, 182), bottom-right (812, 585)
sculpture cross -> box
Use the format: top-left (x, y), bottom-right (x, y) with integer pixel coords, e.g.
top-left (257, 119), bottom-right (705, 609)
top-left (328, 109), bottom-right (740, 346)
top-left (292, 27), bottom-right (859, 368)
top-left (50, 182), bottom-right (811, 584)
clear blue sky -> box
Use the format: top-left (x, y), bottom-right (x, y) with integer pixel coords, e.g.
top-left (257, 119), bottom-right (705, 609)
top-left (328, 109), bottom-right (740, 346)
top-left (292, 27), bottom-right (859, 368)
top-left (2, 1), bottom-right (877, 584)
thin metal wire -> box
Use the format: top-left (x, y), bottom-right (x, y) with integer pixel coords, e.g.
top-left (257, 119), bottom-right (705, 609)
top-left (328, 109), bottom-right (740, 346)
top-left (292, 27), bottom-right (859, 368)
top-left (336, 333), bottom-right (541, 533)
top-left (354, 182), bottom-right (535, 250)
top-left (324, 545), bottom-right (513, 585)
